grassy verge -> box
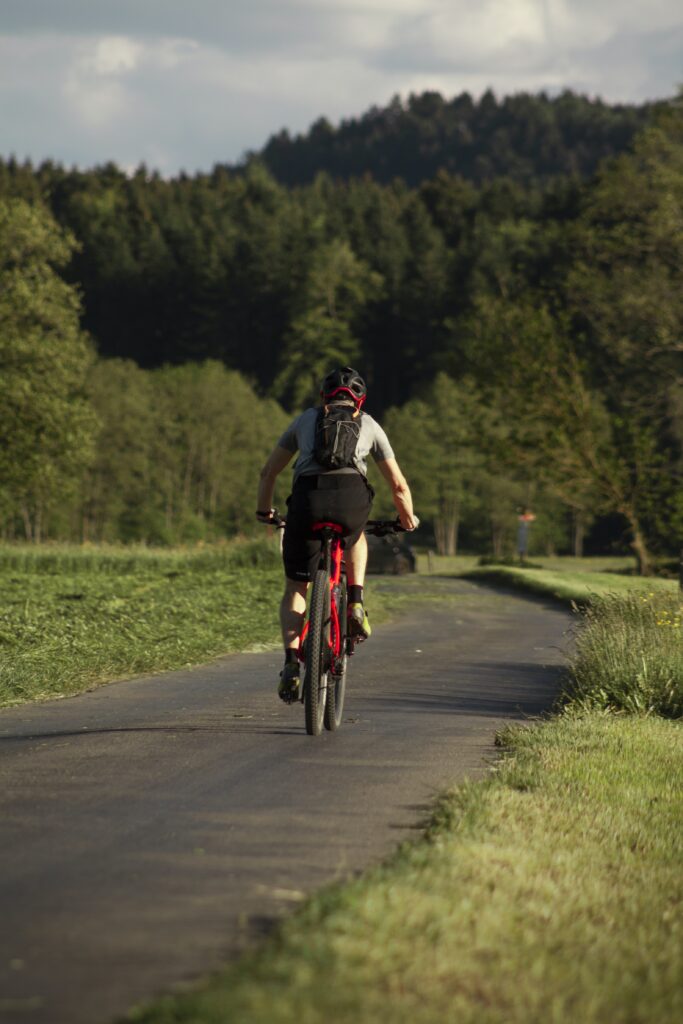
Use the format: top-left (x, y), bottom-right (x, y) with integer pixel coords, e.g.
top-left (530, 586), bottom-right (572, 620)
top-left (459, 563), bottom-right (682, 715)
top-left (416, 553), bottom-right (640, 578)
top-left (130, 712), bottom-right (683, 1024)
top-left (462, 562), bottom-right (677, 603)
top-left (0, 542), bottom-right (474, 708)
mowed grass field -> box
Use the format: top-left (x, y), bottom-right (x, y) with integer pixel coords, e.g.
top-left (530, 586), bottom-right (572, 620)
top-left (0, 541), bottom-right (283, 707)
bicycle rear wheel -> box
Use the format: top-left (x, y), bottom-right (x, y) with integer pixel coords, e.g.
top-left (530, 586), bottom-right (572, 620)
top-left (304, 569), bottom-right (329, 736)
top-left (324, 576), bottom-right (348, 732)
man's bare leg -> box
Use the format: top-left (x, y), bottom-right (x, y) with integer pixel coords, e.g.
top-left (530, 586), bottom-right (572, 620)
top-left (346, 532), bottom-right (371, 637)
top-left (346, 531), bottom-right (368, 587)
top-left (280, 578), bottom-right (308, 649)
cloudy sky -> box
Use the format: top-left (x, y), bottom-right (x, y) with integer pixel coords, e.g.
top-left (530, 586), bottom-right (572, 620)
top-left (1, 0), bottom-right (681, 175)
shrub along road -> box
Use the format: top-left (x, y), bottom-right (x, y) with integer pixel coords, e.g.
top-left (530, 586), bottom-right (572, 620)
top-left (0, 579), bottom-right (569, 1024)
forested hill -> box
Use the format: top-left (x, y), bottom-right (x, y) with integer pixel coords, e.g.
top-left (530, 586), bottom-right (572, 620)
top-left (250, 90), bottom-right (652, 187)
top-left (1, 98), bottom-right (681, 559)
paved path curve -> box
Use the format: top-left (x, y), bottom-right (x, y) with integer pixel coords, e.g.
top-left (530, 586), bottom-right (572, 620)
top-left (0, 579), bottom-right (570, 1024)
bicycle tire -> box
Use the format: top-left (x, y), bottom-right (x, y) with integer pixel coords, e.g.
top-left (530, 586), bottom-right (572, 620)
top-left (324, 575), bottom-right (348, 732)
top-left (304, 569), bottom-right (329, 736)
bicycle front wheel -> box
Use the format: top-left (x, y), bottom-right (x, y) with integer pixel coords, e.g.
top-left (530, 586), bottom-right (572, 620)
top-left (304, 569), bottom-right (329, 736)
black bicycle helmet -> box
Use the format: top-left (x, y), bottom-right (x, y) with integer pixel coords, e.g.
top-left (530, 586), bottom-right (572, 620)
top-left (320, 366), bottom-right (367, 405)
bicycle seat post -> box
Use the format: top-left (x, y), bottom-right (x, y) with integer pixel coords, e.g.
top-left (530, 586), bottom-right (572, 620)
top-left (313, 522), bottom-right (343, 575)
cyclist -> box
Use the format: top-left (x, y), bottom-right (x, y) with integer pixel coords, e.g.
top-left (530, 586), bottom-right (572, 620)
top-left (256, 366), bottom-right (418, 701)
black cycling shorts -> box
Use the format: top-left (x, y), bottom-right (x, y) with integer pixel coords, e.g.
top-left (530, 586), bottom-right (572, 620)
top-left (283, 473), bottom-right (374, 582)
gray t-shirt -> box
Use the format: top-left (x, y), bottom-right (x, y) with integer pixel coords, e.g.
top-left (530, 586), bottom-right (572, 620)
top-left (278, 407), bottom-right (395, 483)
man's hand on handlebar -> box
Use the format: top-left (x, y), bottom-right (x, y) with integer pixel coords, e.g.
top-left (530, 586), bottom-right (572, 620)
top-left (400, 512), bottom-right (419, 532)
top-left (256, 508), bottom-right (286, 527)
top-left (256, 507), bottom-right (277, 524)
top-left (366, 515), bottom-right (419, 537)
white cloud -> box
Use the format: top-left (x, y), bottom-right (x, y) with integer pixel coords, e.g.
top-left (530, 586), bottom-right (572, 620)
top-left (434, 0), bottom-right (547, 55)
top-left (62, 36), bottom-right (142, 126)
top-left (86, 35), bottom-right (141, 75)
top-left (0, 1), bottom-right (681, 173)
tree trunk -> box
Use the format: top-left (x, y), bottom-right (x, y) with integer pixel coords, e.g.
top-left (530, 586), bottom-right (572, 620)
top-left (436, 496), bottom-right (460, 557)
top-left (625, 513), bottom-right (652, 576)
top-left (434, 512), bottom-right (459, 556)
top-left (447, 516), bottom-right (459, 557)
top-left (433, 519), bottom-right (447, 556)
top-left (491, 515), bottom-right (506, 558)
top-left (573, 510), bottom-right (585, 558)
top-left (20, 504), bottom-right (33, 542)
top-left (34, 503), bottom-right (43, 544)
top-left (443, 517), bottom-right (458, 557)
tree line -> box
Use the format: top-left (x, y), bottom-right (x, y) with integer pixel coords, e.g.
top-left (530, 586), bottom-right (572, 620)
top-left (0, 95), bottom-right (681, 566)
top-left (254, 89), bottom-right (653, 188)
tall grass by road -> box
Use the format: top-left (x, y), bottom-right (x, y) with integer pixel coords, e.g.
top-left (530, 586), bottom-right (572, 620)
top-left (570, 590), bottom-right (683, 716)
top-left (455, 560), bottom-right (682, 716)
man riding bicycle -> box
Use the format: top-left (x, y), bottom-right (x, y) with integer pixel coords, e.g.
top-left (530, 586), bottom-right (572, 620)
top-left (256, 366), bottom-right (417, 701)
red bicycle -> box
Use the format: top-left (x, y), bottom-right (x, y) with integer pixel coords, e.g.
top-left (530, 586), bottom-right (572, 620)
top-left (271, 513), bottom-right (411, 736)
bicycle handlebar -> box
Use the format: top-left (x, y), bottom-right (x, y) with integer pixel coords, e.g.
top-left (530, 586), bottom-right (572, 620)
top-left (365, 517), bottom-right (418, 537)
top-left (259, 511), bottom-right (419, 535)
top-left (268, 509), bottom-right (287, 529)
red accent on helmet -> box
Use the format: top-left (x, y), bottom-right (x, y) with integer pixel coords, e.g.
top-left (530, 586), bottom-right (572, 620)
top-left (320, 366), bottom-right (367, 407)
top-left (323, 386), bottom-right (366, 408)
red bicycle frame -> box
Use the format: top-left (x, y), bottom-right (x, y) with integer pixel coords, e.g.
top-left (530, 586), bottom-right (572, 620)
top-left (297, 521), bottom-right (345, 664)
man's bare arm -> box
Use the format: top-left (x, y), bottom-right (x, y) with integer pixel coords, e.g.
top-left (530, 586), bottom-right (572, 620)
top-left (257, 446), bottom-right (294, 514)
top-left (376, 458), bottom-right (418, 530)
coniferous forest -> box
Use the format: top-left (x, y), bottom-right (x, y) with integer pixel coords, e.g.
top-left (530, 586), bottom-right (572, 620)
top-left (0, 89), bottom-right (681, 568)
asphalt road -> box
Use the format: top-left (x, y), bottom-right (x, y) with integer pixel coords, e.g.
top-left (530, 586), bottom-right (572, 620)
top-left (0, 579), bottom-right (571, 1024)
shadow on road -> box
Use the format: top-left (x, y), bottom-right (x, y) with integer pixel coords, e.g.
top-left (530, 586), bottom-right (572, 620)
top-left (0, 724), bottom-right (305, 742)
top-left (361, 661), bottom-right (567, 719)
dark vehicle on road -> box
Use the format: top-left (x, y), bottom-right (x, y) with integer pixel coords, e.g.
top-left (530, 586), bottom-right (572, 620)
top-left (367, 532), bottom-right (416, 575)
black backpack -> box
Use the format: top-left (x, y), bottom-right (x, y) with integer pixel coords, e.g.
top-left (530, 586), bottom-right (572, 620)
top-left (313, 404), bottom-right (361, 470)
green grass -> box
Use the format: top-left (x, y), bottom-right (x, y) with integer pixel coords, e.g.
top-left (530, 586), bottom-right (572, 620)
top-left (129, 712), bottom-right (683, 1024)
top-left (0, 538), bottom-right (283, 575)
top-left (0, 539), bottom-right (294, 706)
top-left (462, 563), bottom-right (677, 603)
top-left (0, 558), bottom-right (283, 707)
top-left (417, 553), bottom-right (639, 578)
